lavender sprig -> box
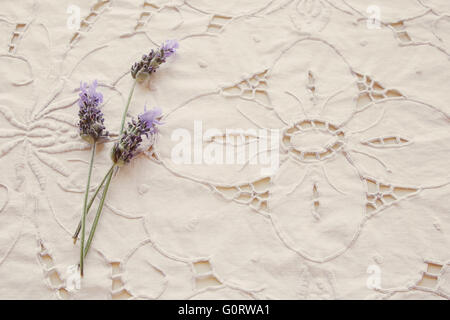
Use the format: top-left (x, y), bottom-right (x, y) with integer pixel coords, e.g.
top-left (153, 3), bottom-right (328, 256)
top-left (78, 80), bottom-right (108, 144)
top-left (131, 40), bottom-right (179, 82)
top-left (111, 107), bottom-right (162, 166)
top-left (76, 80), bottom-right (106, 276)
top-left (83, 107), bottom-right (162, 258)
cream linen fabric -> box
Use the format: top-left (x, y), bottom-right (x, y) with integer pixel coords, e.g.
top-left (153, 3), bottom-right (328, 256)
top-left (0, 0), bottom-right (449, 300)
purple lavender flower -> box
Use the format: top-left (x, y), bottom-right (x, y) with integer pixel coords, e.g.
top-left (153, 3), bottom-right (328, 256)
top-left (131, 40), bottom-right (179, 81)
top-left (160, 39), bottom-right (179, 58)
top-left (77, 80), bottom-right (108, 143)
top-left (139, 106), bottom-right (163, 131)
top-left (111, 106), bottom-right (162, 166)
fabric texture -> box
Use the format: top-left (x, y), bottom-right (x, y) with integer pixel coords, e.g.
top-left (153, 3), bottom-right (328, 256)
top-left (0, 0), bottom-right (449, 299)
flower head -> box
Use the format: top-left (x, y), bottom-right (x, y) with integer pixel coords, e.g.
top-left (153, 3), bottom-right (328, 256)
top-left (77, 80), bottom-right (108, 143)
top-left (160, 39), bottom-right (179, 58)
top-left (131, 40), bottom-right (179, 81)
top-left (111, 106), bottom-right (162, 166)
top-left (139, 105), bottom-right (163, 131)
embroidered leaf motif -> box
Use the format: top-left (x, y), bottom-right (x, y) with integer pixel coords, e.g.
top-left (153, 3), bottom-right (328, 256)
top-left (364, 177), bottom-right (418, 215)
top-left (0, 129), bottom-right (24, 138)
top-left (214, 177), bottom-right (270, 212)
top-left (33, 151), bottom-right (71, 177)
top-left (0, 105), bottom-right (27, 130)
top-left (205, 131), bottom-right (259, 146)
top-left (355, 73), bottom-right (403, 109)
top-left (39, 142), bottom-right (90, 154)
top-left (221, 70), bottom-right (270, 106)
top-left (28, 152), bottom-right (46, 190)
top-left (0, 138), bottom-right (23, 158)
top-left (40, 97), bottom-right (79, 121)
top-left (43, 111), bottom-right (78, 128)
top-left (29, 137), bottom-right (57, 148)
top-left (361, 136), bottom-right (411, 148)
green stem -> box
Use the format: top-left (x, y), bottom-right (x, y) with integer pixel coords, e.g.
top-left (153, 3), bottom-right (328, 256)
top-left (119, 80), bottom-right (137, 135)
top-left (79, 142), bottom-right (96, 277)
top-left (83, 166), bottom-right (115, 258)
top-left (73, 164), bottom-right (115, 243)
top-left (81, 79), bottom-right (136, 262)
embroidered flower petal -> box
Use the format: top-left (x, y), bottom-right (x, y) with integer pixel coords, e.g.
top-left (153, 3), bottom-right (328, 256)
top-left (346, 99), bottom-right (450, 186)
top-left (270, 154), bottom-right (365, 261)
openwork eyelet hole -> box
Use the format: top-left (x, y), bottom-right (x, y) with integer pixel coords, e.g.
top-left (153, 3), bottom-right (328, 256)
top-left (282, 119), bottom-right (345, 163)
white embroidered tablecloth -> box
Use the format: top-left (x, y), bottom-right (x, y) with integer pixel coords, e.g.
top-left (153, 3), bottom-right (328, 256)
top-left (0, 0), bottom-right (449, 300)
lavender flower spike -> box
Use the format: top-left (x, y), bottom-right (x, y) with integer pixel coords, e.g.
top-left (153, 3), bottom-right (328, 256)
top-left (139, 105), bottom-right (163, 131)
top-left (77, 80), bottom-right (108, 144)
top-left (160, 39), bottom-right (179, 58)
top-left (131, 40), bottom-right (179, 81)
top-left (111, 106), bottom-right (162, 166)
